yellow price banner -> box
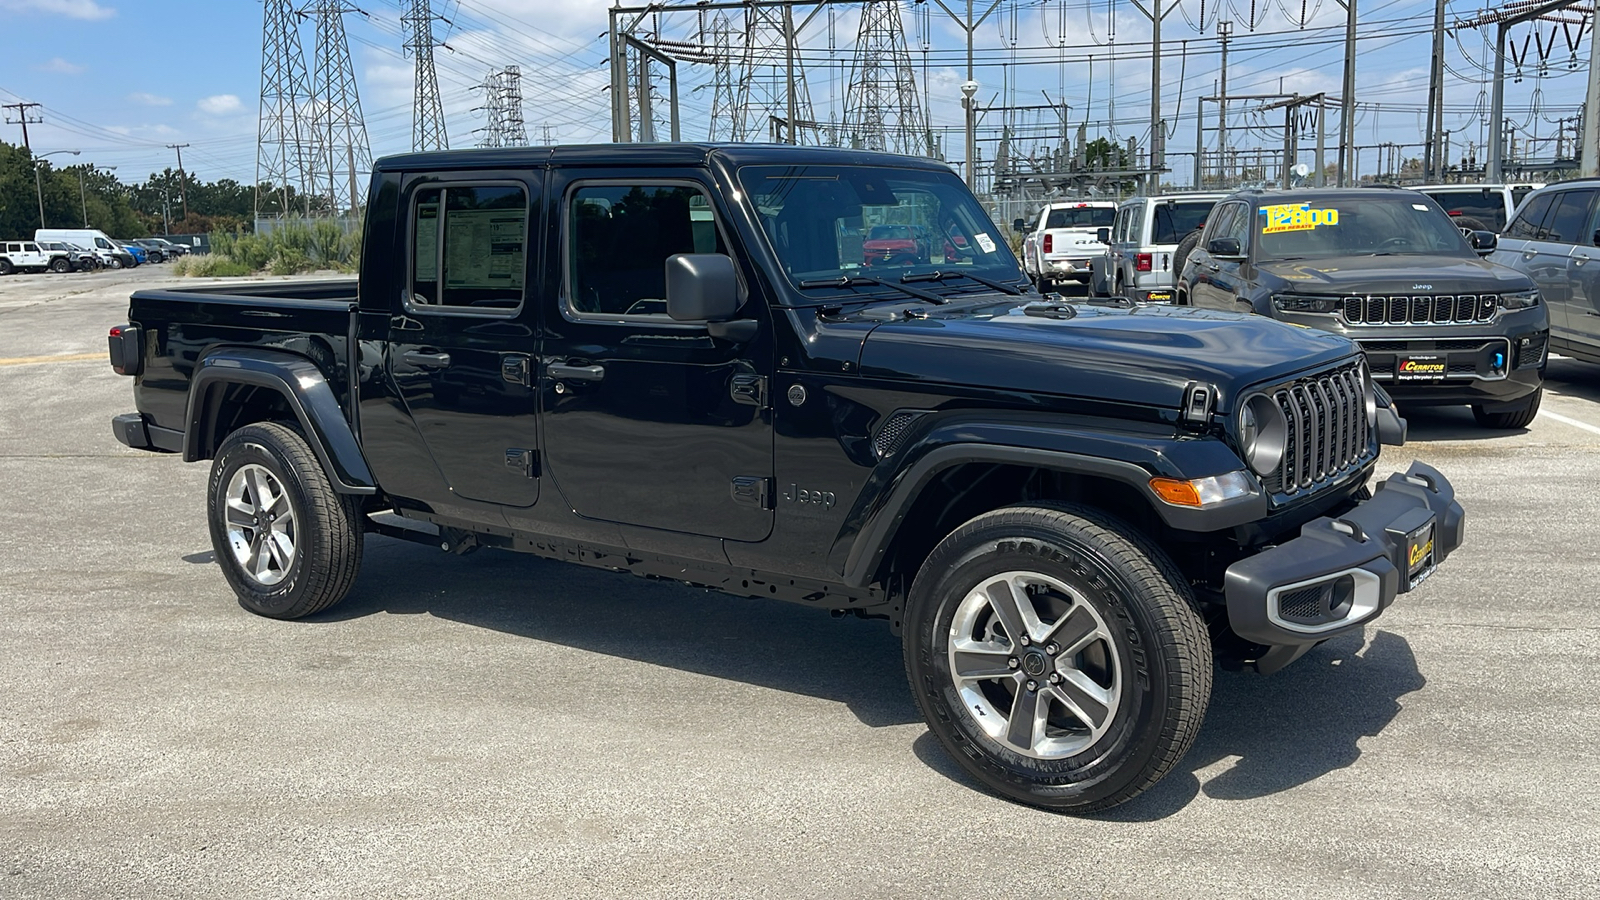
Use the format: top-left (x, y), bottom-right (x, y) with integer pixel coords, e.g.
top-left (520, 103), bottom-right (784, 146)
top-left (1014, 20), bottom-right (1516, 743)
top-left (1259, 203), bottom-right (1339, 234)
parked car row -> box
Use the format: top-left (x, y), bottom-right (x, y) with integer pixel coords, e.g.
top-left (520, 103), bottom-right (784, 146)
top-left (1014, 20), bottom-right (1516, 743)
top-left (1, 229), bottom-right (190, 275)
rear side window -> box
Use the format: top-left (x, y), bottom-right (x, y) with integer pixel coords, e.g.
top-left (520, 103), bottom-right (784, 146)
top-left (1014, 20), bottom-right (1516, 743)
top-left (409, 184), bottom-right (528, 312)
top-left (1127, 205), bottom-right (1145, 243)
top-left (1505, 192), bottom-right (1557, 241)
top-left (566, 183), bottom-right (724, 319)
top-left (1539, 190), bottom-right (1597, 244)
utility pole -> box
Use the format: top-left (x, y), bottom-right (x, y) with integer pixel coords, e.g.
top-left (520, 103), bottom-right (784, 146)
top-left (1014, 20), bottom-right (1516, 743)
top-left (1584, 8), bottom-right (1600, 176)
top-left (167, 144), bottom-right (191, 223)
top-left (4, 101), bottom-right (47, 228)
top-left (1218, 21), bottom-right (1232, 185)
top-left (931, 0), bottom-right (1004, 188)
top-left (78, 164), bottom-right (115, 227)
top-left (1336, 0), bottom-right (1356, 185)
top-left (1130, 0), bottom-right (1180, 194)
top-left (1425, 0), bottom-right (1446, 179)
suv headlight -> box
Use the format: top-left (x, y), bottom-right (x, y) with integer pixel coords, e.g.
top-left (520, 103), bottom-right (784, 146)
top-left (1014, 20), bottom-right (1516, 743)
top-left (1498, 289), bottom-right (1540, 310)
top-left (1271, 293), bottom-right (1341, 314)
top-left (1239, 394), bottom-right (1287, 476)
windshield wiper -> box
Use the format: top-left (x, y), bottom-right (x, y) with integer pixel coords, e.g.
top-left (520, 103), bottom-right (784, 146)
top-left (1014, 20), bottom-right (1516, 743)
top-left (796, 274), bottom-right (948, 304)
top-left (901, 269), bottom-right (1023, 296)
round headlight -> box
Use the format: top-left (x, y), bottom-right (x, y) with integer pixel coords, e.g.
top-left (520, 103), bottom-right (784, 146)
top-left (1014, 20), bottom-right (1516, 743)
top-left (1241, 394), bottom-right (1287, 476)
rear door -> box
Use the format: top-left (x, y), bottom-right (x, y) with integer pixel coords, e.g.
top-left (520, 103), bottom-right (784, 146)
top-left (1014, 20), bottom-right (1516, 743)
top-left (1191, 201), bottom-right (1247, 310)
top-left (385, 172), bottom-right (542, 508)
top-left (1567, 196), bottom-right (1600, 349)
top-left (538, 170), bottom-right (773, 542)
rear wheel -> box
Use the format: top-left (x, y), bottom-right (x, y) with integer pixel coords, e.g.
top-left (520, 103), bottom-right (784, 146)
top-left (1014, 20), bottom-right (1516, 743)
top-left (0, 259), bottom-right (12, 276)
top-left (903, 504), bottom-right (1212, 813)
top-left (207, 422), bottom-right (364, 619)
top-left (1472, 386), bottom-right (1543, 429)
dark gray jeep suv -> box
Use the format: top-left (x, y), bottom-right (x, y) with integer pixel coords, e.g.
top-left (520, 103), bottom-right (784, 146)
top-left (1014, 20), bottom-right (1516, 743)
top-left (1176, 188), bottom-right (1548, 428)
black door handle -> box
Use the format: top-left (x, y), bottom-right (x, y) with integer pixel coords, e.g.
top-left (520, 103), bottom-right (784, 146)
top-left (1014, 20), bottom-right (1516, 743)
top-left (548, 363), bottom-right (605, 382)
top-left (402, 350), bottom-right (451, 368)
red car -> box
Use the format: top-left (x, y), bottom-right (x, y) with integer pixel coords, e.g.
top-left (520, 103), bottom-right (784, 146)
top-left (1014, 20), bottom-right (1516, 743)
top-left (862, 224), bottom-right (931, 267)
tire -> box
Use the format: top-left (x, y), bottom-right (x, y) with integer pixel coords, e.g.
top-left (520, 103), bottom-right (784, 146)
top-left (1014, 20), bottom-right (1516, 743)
top-left (0, 259), bottom-right (12, 276)
top-left (108, 257), bottom-right (123, 270)
top-left (903, 503), bottom-right (1212, 813)
top-left (1172, 229), bottom-right (1203, 280)
top-left (48, 257), bottom-right (71, 273)
top-left (1472, 386), bottom-right (1542, 429)
top-left (207, 422), bottom-right (364, 619)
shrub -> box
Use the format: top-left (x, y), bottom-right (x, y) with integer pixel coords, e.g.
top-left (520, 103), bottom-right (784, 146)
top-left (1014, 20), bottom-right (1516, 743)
top-left (179, 216), bottom-right (363, 278)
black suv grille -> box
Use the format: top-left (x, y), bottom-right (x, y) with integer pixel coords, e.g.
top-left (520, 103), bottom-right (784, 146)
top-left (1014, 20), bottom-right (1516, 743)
top-left (1341, 294), bottom-right (1498, 326)
top-left (1260, 360), bottom-right (1374, 497)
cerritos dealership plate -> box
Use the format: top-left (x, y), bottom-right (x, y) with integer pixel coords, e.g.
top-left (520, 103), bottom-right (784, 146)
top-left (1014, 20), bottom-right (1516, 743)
top-left (1396, 354), bottom-right (1447, 381)
top-left (1405, 519), bottom-right (1437, 589)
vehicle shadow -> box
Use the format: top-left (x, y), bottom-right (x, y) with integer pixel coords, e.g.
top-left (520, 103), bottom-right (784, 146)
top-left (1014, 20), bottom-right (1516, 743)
top-left (313, 537), bottom-right (921, 728)
top-left (1545, 356), bottom-right (1600, 404)
top-left (912, 630), bottom-right (1425, 819)
top-left (1400, 405), bottom-right (1526, 441)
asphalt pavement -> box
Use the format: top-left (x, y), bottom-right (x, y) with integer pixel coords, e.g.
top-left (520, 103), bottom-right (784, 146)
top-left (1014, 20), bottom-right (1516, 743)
top-left (1, 266), bottom-right (1597, 899)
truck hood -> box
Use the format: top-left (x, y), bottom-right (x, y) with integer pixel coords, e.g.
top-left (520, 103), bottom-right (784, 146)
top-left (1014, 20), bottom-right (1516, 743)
top-left (857, 301), bottom-right (1356, 410)
top-left (1257, 254), bottom-right (1534, 295)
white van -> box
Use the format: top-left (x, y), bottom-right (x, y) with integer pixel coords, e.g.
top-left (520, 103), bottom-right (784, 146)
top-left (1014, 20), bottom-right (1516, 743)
top-left (35, 228), bottom-right (136, 269)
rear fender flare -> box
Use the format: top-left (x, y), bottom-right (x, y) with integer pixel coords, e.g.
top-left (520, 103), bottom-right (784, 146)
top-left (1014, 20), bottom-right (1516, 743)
top-left (184, 348), bottom-right (376, 494)
top-left (837, 419), bottom-right (1263, 587)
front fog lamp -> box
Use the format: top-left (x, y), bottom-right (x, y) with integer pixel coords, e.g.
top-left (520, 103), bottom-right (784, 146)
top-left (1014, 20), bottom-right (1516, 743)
top-left (1498, 289), bottom-right (1540, 310)
top-left (1240, 394), bottom-right (1287, 476)
top-left (1149, 471), bottom-right (1255, 508)
top-left (1272, 294), bottom-right (1341, 314)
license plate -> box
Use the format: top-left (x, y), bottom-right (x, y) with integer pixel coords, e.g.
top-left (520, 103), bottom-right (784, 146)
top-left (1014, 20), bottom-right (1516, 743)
top-left (1405, 519), bottom-right (1437, 589)
top-left (1146, 291), bottom-right (1173, 302)
top-left (1396, 354), bottom-right (1447, 381)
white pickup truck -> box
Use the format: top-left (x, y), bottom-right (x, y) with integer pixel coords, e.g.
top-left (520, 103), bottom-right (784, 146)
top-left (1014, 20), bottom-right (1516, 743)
top-left (1018, 201), bottom-right (1117, 292)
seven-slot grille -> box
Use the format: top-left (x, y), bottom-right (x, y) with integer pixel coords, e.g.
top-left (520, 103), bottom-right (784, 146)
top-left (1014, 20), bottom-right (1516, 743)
top-left (1260, 360), bottom-right (1373, 497)
top-left (1341, 294), bottom-right (1499, 326)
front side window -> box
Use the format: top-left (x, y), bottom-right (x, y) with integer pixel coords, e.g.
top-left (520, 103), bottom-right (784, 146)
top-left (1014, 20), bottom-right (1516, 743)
top-left (95, 237), bottom-right (113, 250)
top-left (409, 184), bottom-right (528, 312)
top-left (1223, 203), bottom-right (1252, 249)
top-left (739, 164), bottom-right (1022, 293)
top-left (23, 243), bottom-right (38, 252)
top-left (565, 183), bottom-right (724, 319)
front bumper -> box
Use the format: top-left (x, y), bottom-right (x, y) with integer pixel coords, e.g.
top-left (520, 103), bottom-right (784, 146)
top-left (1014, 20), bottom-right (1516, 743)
top-left (1224, 461), bottom-right (1463, 672)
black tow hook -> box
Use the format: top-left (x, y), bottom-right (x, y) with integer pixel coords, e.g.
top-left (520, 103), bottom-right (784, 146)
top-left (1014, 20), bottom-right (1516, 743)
top-left (439, 527), bottom-right (480, 556)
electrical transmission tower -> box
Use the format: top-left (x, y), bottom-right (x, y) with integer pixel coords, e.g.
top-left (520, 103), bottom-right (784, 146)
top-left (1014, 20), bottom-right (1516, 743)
top-left (308, 0), bottom-right (372, 216)
top-left (841, 1), bottom-right (930, 155)
top-left (402, 0), bottom-right (448, 151)
top-left (731, 4), bottom-right (818, 143)
top-left (256, 0), bottom-right (313, 219)
top-left (473, 66), bottom-right (528, 147)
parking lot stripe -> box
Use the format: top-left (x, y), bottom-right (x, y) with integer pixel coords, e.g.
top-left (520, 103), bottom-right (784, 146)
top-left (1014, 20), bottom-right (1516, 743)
top-left (1539, 409), bottom-right (1600, 437)
top-left (0, 352), bottom-right (103, 367)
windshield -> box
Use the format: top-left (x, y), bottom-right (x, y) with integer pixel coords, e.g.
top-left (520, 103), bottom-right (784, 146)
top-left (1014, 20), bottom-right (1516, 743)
top-left (1045, 206), bottom-right (1115, 229)
top-left (738, 164), bottom-right (1022, 290)
top-left (1257, 197), bottom-right (1472, 259)
top-left (1151, 200), bottom-right (1216, 243)
top-left (1420, 189), bottom-right (1506, 231)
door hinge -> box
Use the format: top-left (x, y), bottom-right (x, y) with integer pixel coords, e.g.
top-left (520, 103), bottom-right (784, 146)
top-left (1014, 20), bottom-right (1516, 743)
top-left (730, 476), bottom-right (773, 509)
top-left (501, 354), bottom-right (532, 387)
top-left (730, 373), bottom-right (767, 407)
top-left (505, 448), bottom-right (540, 478)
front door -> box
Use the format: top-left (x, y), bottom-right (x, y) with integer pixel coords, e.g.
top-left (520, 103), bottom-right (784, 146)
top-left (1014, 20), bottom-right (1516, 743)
top-left (386, 174), bottom-right (542, 508)
top-left (1191, 201), bottom-right (1249, 310)
top-left (538, 172), bottom-right (773, 542)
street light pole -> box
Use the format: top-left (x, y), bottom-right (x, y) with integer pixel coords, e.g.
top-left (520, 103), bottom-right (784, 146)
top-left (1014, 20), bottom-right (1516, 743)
top-left (79, 164), bottom-right (117, 227)
top-left (33, 150), bottom-right (81, 229)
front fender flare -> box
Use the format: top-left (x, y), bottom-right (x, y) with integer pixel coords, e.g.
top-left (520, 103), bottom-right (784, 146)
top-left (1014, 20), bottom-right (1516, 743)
top-left (837, 423), bottom-right (1265, 588)
top-left (184, 348), bottom-right (376, 494)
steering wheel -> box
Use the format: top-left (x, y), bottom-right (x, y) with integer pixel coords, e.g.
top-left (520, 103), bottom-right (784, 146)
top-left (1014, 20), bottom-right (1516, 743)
top-left (1379, 237), bottom-right (1412, 249)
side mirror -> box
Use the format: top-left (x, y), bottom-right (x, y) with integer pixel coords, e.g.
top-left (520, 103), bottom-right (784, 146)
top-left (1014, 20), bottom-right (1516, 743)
top-left (1012, 217), bottom-right (1027, 232)
top-left (1469, 231), bottom-right (1497, 255)
top-left (1207, 237), bottom-right (1245, 260)
top-left (665, 253), bottom-right (756, 341)
top-left (1096, 227), bottom-right (1111, 244)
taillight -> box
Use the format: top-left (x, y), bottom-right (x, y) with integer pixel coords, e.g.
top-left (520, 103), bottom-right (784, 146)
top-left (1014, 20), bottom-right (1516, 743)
top-left (108, 324), bottom-right (141, 376)
top-left (1136, 252), bottom-right (1153, 272)
top-left (1042, 234), bottom-right (1053, 253)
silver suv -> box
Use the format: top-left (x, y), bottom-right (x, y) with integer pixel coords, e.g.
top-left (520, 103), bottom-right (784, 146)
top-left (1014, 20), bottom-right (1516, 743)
top-left (1094, 193), bottom-right (1226, 302)
top-left (1487, 180), bottom-right (1600, 365)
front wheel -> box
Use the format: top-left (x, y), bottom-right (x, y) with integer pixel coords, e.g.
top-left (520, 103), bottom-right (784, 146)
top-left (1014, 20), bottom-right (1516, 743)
top-left (207, 422), bottom-right (364, 619)
top-left (1472, 386), bottom-right (1543, 429)
top-left (107, 257), bottom-right (123, 269)
top-left (49, 257), bottom-right (71, 273)
top-left (903, 504), bottom-right (1212, 813)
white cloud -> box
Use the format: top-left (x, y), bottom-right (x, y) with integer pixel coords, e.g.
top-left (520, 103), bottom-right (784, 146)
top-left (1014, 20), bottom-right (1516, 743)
top-left (0, 0), bottom-right (114, 20)
top-left (128, 92), bottom-right (172, 107)
top-left (197, 94), bottom-right (243, 115)
top-left (34, 57), bottom-right (85, 74)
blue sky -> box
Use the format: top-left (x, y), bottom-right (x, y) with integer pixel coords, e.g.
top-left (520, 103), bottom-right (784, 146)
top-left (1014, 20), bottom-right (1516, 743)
top-left (0, 0), bottom-right (1589, 188)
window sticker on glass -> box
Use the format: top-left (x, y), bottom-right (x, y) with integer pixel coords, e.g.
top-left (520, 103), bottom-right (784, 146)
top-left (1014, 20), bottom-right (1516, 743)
top-left (974, 233), bottom-right (997, 253)
top-left (445, 208), bottom-right (524, 290)
top-left (1258, 203), bottom-right (1339, 234)
top-left (414, 202), bottom-right (439, 282)
top-left (1412, 204), bottom-right (1431, 211)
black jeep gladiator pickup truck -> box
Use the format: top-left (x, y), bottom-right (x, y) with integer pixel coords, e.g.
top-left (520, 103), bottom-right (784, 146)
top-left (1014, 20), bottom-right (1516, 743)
top-left (109, 144), bottom-right (1463, 813)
